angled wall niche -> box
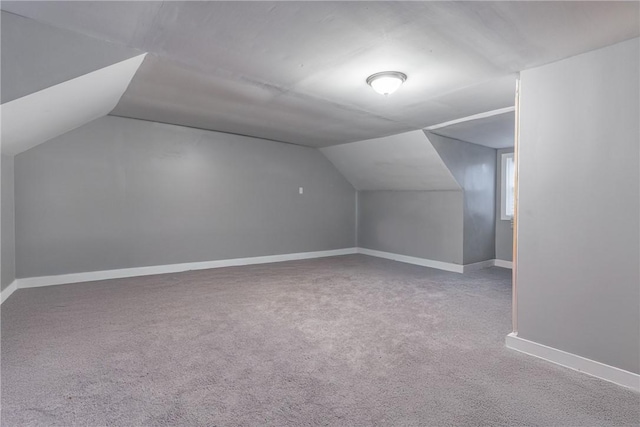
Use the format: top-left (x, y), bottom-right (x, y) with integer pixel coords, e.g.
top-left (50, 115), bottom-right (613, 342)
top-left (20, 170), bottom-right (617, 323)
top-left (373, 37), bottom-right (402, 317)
top-left (320, 130), bottom-right (496, 267)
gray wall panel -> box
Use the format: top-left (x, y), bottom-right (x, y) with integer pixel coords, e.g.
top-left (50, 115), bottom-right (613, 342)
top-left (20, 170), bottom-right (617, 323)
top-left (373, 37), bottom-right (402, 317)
top-left (517, 38), bottom-right (639, 373)
top-left (357, 191), bottom-right (464, 265)
top-left (15, 116), bottom-right (355, 278)
top-left (495, 148), bottom-right (513, 261)
top-left (428, 132), bottom-right (496, 264)
top-left (1, 155), bottom-right (15, 290)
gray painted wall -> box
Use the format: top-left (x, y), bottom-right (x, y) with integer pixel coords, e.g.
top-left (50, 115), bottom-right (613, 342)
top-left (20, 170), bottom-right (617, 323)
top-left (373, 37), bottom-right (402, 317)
top-left (517, 38), bottom-right (639, 374)
top-left (15, 116), bottom-right (356, 278)
top-left (357, 191), bottom-right (464, 265)
top-left (1, 155), bottom-right (16, 290)
top-left (428, 132), bottom-right (496, 264)
top-left (495, 148), bottom-right (513, 261)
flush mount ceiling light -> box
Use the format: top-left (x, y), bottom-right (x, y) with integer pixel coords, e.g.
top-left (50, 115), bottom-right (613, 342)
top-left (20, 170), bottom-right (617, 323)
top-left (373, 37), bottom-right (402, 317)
top-left (366, 71), bottom-right (407, 96)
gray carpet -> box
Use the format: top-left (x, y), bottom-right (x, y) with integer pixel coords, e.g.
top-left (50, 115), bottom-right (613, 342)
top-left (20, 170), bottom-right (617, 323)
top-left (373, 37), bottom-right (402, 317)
top-left (1, 255), bottom-right (638, 426)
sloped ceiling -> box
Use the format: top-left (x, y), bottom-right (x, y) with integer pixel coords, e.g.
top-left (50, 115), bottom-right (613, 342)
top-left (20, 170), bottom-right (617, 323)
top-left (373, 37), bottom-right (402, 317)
top-left (320, 130), bottom-right (460, 191)
top-left (1, 55), bottom-right (146, 155)
top-left (111, 54), bottom-right (411, 148)
top-left (430, 111), bottom-right (515, 149)
top-left (2, 1), bottom-right (638, 147)
top-left (0, 11), bottom-right (146, 155)
top-left (0, 11), bottom-right (142, 104)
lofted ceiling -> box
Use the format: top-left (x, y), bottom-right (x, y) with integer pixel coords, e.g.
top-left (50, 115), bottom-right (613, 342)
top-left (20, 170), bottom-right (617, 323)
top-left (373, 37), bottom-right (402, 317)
top-left (429, 111), bottom-right (515, 149)
top-left (1, 55), bottom-right (146, 156)
top-left (0, 12), bottom-right (142, 104)
top-left (320, 130), bottom-right (460, 191)
top-left (1, 1), bottom-right (639, 148)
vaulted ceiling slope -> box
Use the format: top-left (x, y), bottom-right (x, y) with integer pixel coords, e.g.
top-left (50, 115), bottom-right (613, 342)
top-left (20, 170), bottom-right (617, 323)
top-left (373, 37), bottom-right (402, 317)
top-left (0, 11), bottom-right (147, 155)
top-left (2, 2), bottom-right (639, 148)
top-left (0, 11), bottom-right (142, 104)
top-left (320, 130), bottom-right (460, 191)
top-left (1, 55), bottom-right (146, 156)
top-left (430, 111), bottom-right (515, 149)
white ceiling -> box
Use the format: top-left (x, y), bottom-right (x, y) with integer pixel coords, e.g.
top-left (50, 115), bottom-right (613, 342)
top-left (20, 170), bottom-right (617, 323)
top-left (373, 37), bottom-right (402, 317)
top-left (0, 11), bottom-right (142, 104)
top-left (430, 111), bottom-right (515, 149)
top-left (2, 1), bottom-right (639, 147)
top-left (1, 55), bottom-right (145, 155)
top-left (320, 130), bottom-right (460, 191)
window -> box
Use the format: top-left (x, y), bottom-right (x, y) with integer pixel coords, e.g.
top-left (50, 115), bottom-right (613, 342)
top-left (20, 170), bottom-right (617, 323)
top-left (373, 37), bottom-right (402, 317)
top-left (501, 152), bottom-right (515, 220)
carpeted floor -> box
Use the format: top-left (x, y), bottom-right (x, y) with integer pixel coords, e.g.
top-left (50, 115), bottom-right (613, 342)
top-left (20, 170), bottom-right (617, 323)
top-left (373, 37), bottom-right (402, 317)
top-left (1, 254), bottom-right (638, 426)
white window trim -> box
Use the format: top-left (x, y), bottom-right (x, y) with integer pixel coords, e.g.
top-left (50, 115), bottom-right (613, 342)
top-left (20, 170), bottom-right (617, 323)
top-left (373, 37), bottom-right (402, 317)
top-left (501, 152), bottom-right (515, 221)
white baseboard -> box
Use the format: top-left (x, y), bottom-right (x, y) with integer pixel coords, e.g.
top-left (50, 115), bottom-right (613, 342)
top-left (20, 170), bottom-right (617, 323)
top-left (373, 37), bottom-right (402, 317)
top-left (13, 248), bottom-right (358, 292)
top-left (494, 259), bottom-right (513, 269)
top-left (463, 259), bottom-right (495, 273)
top-left (357, 248), bottom-right (464, 273)
top-left (356, 248), bottom-right (512, 274)
top-left (0, 280), bottom-right (18, 305)
top-left (4, 248), bottom-right (505, 303)
top-left (506, 332), bottom-right (640, 391)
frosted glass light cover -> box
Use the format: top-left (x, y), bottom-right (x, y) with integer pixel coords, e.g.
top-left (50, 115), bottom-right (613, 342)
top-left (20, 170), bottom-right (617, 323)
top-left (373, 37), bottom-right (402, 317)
top-left (367, 72), bottom-right (407, 96)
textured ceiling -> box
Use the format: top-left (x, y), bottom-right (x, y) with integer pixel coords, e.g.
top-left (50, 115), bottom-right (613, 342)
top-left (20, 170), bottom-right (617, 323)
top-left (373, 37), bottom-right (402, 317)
top-left (1, 55), bottom-right (146, 155)
top-left (431, 111), bottom-right (515, 149)
top-left (320, 130), bottom-right (460, 191)
top-left (0, 11), bottom-right (141, 103)
top-left (2, 1), bottom-right (639, 147)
